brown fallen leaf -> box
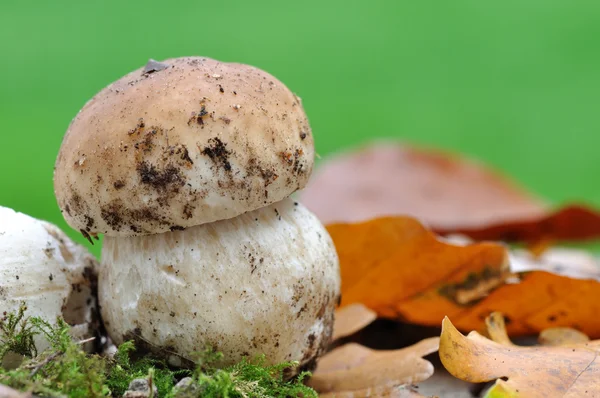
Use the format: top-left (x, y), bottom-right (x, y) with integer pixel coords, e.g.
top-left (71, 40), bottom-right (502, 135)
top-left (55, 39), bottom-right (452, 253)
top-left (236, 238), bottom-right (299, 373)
top-left (301, 142), bottom-right (600, 246)
top-left (309, 305), bottom-right (438, 397)
top-left (449, 270), bottom-right (600, 338)
top-left (319, 383), bottom-right (426, 397)
top-left (435, 204), bottom-right (600, 244)
top-left (509, 246), bottom-right (600, 281)
top-left (310, 339), bottom-right (439, 397)
top-left (332, 304), bottom-right (377, 341)
top-left (319, 385), bottom-right (426, 398)
top-left (447, 236), bottom-right (600, 280)
top-left (538, 327), bottom-right (590, 346)
top-left (486, 313), bottom-right (597, 350)
top-left (483, 312), bottom-right (513, 346)
top-left (300, 142), bottom-right (547, 228)
top-left (377, 388), bottom-right (426, 398)
top-left (440, 315), bottom-right (600, 397)
top-left (0, 385), bottom-right (32, 398)
top-left (328, 215), bottom-right (600, 338)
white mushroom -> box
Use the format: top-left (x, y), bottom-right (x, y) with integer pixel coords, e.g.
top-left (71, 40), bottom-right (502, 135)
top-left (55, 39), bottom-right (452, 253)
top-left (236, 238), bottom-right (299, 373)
top-left (0, 206), bottom-right (98, 354)
top-left (53, 57), bottom-right (341, 370)
top-left (100, 198), bottom-right (340, 367)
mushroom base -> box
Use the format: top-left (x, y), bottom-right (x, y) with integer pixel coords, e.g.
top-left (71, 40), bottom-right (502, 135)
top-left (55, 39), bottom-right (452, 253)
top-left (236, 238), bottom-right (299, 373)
top-left (99, 198), bottom-right (340, 369)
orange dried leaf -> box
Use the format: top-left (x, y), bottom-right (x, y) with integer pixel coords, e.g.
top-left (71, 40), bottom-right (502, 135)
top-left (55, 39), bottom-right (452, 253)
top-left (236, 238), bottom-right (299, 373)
top-left (485, 313), bottom-right (596, 349)
top-left (309, 338), bottom-right (439, 397)
top-left (450, 271), bottom-right (600, 338)
top-left (332, 303), bottom-right (377, 341)
top-left (328, 216), bottom-right (600, 338)
top-left (326, 215), bottom-right (509, 322)
top-left (440, 317), bottom-right (600, 398)
top-left (435, 204), bottom-right (600, 243)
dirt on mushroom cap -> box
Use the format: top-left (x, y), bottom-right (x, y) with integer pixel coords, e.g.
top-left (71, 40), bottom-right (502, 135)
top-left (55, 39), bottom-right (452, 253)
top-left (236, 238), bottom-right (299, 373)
top-left (54, 56), bottom-right (314, 237)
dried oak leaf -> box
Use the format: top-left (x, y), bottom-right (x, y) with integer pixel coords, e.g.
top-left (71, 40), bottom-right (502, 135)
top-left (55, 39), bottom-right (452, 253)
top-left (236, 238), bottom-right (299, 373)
top-left (435, 204), bottom-right (600, 244)
top-left (328, 216), bottom-right (600, 338)
top-left (440, 315), bottom-right (600, 397)
top-left (483, 312), bottom-right (514, 346)
top-left (310, 340), bottom-right (439, 397)
top-left (309, 304), bottom-right (436, 397)
top-left (485, 312), bottom-right (600, 350)
top-left (326, 215), bottom-right (510, 320)
top-left (484, 311), bottom-right (597, 351)
top-left (509, 247), bottom-right (600, 281)
top-left (300, 142), bottom-right (547, 229)
top-left (449, 270), bottom-right (600, 338)
top-left (332, 303), bottom-right (378, 341)
top-left (0, 385), bottom-right (32, 398)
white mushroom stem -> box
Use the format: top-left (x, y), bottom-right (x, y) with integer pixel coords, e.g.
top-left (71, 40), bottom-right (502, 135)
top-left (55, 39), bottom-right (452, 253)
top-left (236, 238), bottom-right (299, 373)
top-left (99, 198), bottom-right (340, 368)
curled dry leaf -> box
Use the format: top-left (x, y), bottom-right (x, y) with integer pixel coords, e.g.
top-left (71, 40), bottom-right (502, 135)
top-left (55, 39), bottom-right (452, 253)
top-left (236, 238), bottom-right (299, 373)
top-left (484, 313), bottom-right (597, 350)
top-left (332, 304), bottom-right (378, 341)
top-left (328, 215), bottom-right (600, 338)
top-left (435, 204), bottom-right (600, 244)
top-left (300, 142), bottom-right (547, 229)
top-left (539, 328), bottom-right (590, 347)
top-left (483, 312), bottom-right (513, 346)
top-left (309, 304), bottom-right (437, 397)
top-left (309, 339), bottom-right (439, 397)
top-left (440, 315), bottom-right (600, 397)
top-left (510, 247), bottom-right (600, 281)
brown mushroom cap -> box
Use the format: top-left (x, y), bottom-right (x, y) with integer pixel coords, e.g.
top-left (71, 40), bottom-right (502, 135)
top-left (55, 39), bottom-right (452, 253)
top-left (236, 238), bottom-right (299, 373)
top-left (54, 57), bottom-right (314, 237)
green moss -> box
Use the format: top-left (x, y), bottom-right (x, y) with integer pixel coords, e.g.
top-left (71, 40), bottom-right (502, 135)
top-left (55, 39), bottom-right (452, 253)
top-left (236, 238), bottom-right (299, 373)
top-left (0, 304), bottom-right (318, 397)
top-left (1, 315), bottom-right (107, 397)
top-left (0, 303), bottom-right (37, 359)
top-left (106, 341), bottom-right (190, 397)
top-left (189, 354), bottom-right (316, 398)
top-left (158, 349), bottom-right (317, 398)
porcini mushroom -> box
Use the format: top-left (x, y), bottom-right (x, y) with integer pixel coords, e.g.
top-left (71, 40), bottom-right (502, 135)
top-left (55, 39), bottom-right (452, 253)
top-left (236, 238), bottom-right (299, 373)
top-left (53, 57), bottom-right (341, 369)
top-left (0, 206), bottom-right (98, 354)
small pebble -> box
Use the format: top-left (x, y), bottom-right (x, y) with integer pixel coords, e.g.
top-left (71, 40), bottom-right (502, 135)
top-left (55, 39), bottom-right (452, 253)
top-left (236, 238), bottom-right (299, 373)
top-left (122, 378), bottom-right (158, 398)
top-left (172, 377), bottom-right (202, 397)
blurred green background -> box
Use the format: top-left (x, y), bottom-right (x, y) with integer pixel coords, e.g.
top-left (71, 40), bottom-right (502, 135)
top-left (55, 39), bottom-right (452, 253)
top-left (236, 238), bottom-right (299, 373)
top-left (1, 0), bottom-right (600, 257)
